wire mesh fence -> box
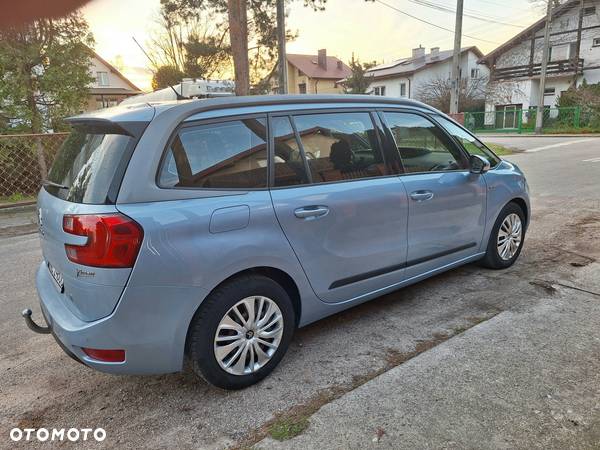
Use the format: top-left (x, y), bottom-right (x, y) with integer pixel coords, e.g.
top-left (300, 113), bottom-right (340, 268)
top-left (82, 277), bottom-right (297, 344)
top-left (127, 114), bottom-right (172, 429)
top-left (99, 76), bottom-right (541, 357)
top-left (463, 107), bottom-right (591, 134)
top-left (0, 133), bottom-right (68, 201)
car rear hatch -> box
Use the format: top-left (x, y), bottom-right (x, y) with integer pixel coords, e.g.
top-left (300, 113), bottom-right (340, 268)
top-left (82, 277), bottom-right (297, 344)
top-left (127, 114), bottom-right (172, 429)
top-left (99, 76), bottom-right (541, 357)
top-left (38, 117), bottom-right (147, 322)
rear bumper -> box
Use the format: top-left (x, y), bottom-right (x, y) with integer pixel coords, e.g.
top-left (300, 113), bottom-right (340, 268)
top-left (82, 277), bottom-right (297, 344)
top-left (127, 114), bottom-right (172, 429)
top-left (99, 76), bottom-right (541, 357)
top-left (34, 262), bottom-right (209, 375)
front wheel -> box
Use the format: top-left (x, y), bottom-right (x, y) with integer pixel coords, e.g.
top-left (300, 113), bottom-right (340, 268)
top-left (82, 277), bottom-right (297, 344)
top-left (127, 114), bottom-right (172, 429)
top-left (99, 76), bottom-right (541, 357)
top-left (480, 202), bottom-right (526, 269)
top-left (187, 275), bottom-right (295, 390)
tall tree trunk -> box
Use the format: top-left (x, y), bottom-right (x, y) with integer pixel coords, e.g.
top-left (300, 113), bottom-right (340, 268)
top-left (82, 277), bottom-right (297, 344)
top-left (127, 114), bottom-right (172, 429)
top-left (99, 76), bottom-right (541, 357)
top-left (227, 0), bottom-right (249, 96)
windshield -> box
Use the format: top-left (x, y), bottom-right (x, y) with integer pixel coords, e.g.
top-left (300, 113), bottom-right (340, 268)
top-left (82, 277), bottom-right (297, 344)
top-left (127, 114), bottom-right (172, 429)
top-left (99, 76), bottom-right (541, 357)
top-left (45, 128), bottom-right (134, 204)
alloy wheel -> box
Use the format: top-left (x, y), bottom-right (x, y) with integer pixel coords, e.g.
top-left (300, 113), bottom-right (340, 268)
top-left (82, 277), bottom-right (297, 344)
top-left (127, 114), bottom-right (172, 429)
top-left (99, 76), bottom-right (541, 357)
top-left (214, 296), bottom-right (284, 376)
top-left (497, 213), bottom-right (522, 261)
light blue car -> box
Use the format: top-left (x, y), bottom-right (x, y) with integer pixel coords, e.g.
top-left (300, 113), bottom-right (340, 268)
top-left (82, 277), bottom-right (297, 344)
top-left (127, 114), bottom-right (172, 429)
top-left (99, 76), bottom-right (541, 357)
top-left (25, 95), bottom-right (529, 389)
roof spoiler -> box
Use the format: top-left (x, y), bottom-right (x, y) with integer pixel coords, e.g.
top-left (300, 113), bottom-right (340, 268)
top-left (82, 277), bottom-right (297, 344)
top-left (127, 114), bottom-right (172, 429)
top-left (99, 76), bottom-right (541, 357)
top-left (64, 117), bottom-right (147, 138)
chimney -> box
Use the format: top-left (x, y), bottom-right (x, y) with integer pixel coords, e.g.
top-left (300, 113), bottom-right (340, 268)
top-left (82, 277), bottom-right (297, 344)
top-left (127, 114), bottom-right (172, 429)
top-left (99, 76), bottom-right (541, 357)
top-left (430, 47), bottom-right (440, 59)
top-left (318, 49), bottom-right (327, 70)
top-left (337, 60), bottom-right (343, 70)
top-left (412, 46), bottom-right (425, 60)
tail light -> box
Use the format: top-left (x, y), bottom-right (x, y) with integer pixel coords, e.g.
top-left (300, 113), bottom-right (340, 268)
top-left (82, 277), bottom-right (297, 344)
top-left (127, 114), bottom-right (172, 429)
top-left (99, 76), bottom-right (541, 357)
top-left (63, 214), bottom-right (143, 268)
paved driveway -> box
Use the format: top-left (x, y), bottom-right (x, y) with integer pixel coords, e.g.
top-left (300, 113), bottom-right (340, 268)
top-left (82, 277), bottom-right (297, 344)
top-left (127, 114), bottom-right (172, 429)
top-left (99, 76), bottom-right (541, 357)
top-left (1, 136), bottom-right (599, 449)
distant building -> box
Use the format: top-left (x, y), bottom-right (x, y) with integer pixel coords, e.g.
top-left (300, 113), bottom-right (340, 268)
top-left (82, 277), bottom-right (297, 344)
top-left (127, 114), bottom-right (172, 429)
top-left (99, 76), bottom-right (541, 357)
top-left (480, 0), bottom-right (600, 127)
top-left (365, 46), bottom-right (488, 101)
top-left (86, 51), bottom-right (143, 111)
top-left (272, 49), bottom-right (352, 94)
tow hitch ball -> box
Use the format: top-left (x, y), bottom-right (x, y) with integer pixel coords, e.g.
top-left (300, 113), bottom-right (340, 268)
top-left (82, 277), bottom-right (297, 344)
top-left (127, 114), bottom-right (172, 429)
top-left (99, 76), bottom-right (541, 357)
top-left (22, 308), bottom-right (51, 334)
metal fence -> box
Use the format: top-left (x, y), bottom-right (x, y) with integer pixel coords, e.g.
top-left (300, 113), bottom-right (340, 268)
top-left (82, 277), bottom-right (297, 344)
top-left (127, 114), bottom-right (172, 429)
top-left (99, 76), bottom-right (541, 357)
top-left (0, 133), bottom-right (68, 200)
top-left (463, 106), bottom-right (593, 134)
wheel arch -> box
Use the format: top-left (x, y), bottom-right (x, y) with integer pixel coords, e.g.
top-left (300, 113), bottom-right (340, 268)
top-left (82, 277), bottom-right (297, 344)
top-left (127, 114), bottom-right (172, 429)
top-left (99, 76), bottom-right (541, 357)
top-left (184, 266), bottom-right (302, 354)
top-left (509, 197), bottom-right (529, 228)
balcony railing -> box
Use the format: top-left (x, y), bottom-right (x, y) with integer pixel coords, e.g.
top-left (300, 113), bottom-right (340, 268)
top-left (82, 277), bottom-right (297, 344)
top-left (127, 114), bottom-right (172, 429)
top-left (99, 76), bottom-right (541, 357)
top-left (491, 58), bottom-right (584, 81)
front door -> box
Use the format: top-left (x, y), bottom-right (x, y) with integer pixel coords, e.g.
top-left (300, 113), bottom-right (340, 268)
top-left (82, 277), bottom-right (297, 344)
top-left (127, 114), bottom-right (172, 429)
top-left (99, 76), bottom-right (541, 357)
top-left (269, 111), bottom-right (409, 303)
top-left (381, 111), bottom-right (487, 279)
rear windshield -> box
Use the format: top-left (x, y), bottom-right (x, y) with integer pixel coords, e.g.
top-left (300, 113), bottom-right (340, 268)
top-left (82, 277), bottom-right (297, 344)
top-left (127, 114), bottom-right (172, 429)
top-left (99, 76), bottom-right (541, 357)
top-left (45, 129), bottom-right (133, 204)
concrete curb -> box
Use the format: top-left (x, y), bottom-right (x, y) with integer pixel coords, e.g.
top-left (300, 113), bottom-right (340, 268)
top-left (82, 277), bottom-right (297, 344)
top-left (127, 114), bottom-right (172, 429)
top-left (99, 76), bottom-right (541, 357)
top-left (0, 200), bottom-right (36, 210)
top-left (255, 289), bottom-right (600, 449)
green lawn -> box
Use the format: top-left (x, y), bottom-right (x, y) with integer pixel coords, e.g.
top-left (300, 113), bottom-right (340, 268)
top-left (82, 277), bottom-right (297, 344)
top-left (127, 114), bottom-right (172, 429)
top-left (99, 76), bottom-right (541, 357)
top-left (0, 193), bottom-right (36, 204)
top-left (484, 143), bottom-right (513, 156)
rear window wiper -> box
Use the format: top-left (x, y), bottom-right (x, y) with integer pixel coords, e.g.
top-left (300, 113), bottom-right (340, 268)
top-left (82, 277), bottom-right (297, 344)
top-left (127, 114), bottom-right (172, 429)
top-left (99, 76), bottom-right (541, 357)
top-left (42, 180), bottom-right (70, 190)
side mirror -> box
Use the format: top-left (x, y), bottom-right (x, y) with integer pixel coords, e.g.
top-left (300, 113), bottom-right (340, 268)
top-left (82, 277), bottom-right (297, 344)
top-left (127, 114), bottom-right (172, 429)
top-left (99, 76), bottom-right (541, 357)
top-left (469, 154), bottom-right (491, 174)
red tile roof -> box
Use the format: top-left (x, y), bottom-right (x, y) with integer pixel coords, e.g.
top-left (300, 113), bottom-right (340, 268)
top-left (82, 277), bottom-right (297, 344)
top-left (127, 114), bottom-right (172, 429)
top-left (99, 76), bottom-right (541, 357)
top-left (287, 54), bottom-right (352, 80)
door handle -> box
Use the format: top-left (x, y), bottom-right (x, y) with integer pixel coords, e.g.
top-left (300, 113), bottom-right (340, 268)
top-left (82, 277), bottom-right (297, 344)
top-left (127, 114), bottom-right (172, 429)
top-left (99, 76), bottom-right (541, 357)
top-left (409, 190), bottom-right (434, 201)
top-left (294, 206), bottom-right (329, 219)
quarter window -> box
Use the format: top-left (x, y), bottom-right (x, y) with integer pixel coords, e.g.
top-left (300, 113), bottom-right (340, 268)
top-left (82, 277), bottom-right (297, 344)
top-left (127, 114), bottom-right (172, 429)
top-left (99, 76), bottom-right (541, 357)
top-left (435, 116), bottom-right (501, 167)
top-left (292, 112), bottom-right (388, 183)
top-left (384, 112), bottom-right (467, 173)
top-left (158, 118), bottom-right (268, 189)
top-left (271, 116), bottom-right (309, 187)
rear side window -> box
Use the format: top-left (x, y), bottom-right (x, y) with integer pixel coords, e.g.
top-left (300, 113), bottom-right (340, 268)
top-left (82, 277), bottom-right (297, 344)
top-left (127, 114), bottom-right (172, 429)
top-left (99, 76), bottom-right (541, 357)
top-left (435, 116), bottom-right (501, 167)
top-left (159, 118), bottom-right (268, 189)
top-left (384, 112), bottom-right (468, 173)
top-left (46, 129), bottom-right (133, 204)
top-left (271, 116), bottom-right (310, 187)
top-left (292, 112), bottom-right (388, 183)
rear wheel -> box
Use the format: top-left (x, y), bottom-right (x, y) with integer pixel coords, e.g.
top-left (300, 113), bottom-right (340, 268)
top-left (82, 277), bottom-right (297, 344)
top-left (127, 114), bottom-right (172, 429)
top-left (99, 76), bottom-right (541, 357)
top-left (480, 202), bottom-right (526, 269)
top-left (187, 275), bottom-right (295, 390)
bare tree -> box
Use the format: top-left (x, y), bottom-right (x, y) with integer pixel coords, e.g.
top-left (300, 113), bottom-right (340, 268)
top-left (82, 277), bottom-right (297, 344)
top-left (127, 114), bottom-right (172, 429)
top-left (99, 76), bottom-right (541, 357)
top-left (485, 80), bottom-right (527, 106)
top-left (147, 1), bottom-right (230, 86)
top-left (416, 76), bottom-right (487, 113)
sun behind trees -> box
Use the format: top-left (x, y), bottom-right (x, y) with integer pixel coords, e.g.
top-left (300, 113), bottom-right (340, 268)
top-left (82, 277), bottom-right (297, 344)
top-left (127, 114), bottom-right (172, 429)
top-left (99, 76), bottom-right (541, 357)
top-left (148, 0), bottom-right (327, 94)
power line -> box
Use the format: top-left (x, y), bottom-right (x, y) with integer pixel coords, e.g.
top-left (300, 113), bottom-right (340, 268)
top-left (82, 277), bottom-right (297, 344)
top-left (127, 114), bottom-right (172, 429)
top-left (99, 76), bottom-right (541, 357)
top-left (433, 0), bottom-right (536, 15)
top-left (373, 0), bottom-right (501, 44)
top-left (469, 0), bottom-right (538, 12)
top-left (407, 0), bottom-right (526, 28)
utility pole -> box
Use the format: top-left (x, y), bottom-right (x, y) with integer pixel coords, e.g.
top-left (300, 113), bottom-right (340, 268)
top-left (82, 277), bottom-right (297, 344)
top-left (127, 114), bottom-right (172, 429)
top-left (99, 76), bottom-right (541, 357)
top-left (449, 0), bottom-right (464, 114)
top-left (276, 0), bottom-right (288, 94)
top-left (535, 0), bottom-right (554, 134)
top-left (571, 0), bottom-right (584, 88)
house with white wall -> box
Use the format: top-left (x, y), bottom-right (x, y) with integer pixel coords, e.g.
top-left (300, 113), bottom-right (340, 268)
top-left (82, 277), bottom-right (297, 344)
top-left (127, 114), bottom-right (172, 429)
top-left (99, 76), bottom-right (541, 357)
top-left (86, 50), bottom-right (142, 111)
top-left (480, 0), bottom-right (600, 127)
top-left (365, 46), bottom-right (489, 104)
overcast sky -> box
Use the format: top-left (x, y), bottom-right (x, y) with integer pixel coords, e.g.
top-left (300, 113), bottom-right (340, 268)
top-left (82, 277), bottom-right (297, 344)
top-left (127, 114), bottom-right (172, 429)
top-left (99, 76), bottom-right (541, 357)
top-left (82, 0), bottom-right (543, 91)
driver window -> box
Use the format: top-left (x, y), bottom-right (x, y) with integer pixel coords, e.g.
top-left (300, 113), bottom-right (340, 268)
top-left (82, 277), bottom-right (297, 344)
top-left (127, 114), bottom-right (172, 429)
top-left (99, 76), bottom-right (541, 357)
top-left (292, 112), bottom-right (387, 183)
top-left (384, 112), bottom-right (467, 173)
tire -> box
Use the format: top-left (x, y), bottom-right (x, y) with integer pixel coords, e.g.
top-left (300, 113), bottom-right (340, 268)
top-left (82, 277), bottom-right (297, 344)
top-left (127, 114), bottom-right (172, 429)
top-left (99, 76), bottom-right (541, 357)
top-left (479, 202), bottom-right (526, 269)
top-left (187, 274), bottom-right (295, 390)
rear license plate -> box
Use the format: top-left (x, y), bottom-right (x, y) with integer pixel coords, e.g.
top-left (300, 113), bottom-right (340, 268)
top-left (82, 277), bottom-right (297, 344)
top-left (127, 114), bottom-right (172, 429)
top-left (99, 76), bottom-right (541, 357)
top-left (47, 261), bottom-right (64, 293)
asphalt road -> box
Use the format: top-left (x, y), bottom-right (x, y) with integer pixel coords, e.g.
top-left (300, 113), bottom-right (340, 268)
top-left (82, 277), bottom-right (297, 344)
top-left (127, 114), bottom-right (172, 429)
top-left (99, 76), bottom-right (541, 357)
top-left (486, 135), bottom-right (600, 200)
top-left (0, 136), bottom-right (599, 449)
